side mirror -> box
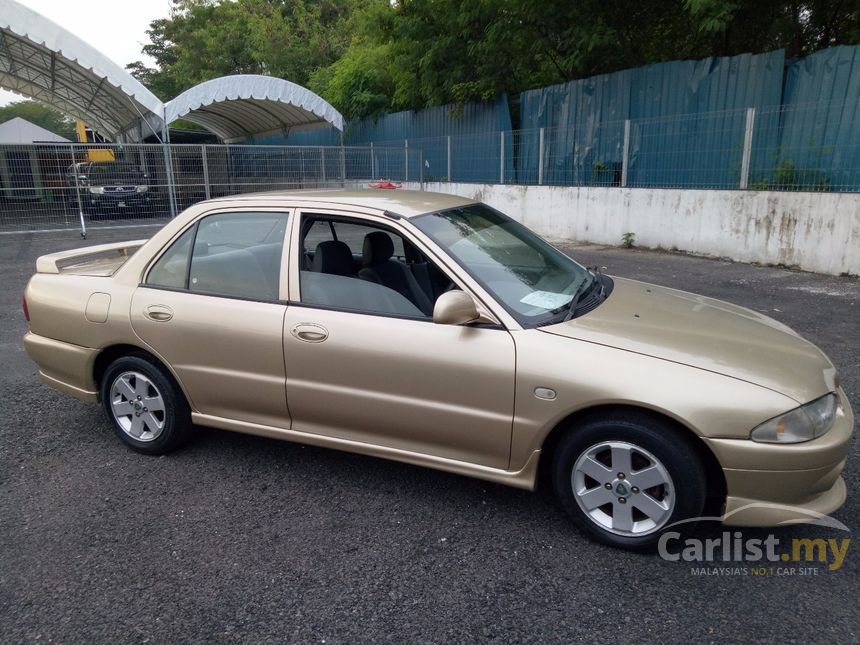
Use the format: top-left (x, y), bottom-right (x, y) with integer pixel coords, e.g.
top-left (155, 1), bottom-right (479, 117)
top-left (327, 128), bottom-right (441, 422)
top-left (433, 290), bottom-right (480, 326)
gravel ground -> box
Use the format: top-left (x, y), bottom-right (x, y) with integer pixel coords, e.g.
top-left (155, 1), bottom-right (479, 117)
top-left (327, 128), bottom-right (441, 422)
top-left (1, 225), bottom-right (858, 644)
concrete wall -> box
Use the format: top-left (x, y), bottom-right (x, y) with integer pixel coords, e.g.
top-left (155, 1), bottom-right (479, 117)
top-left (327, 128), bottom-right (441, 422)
top-left (405, 182), bottom-right (860, 276)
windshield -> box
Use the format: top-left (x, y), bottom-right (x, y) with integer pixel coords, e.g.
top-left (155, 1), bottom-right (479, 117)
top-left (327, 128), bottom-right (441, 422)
top-left (413, 204), bottom-right (593, 326)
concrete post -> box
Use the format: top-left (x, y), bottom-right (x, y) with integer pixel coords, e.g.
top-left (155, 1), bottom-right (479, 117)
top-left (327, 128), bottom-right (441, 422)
top-left (538, 127), bottom-right (545, 185)
top-left (447, 135), bottom-right (452, 182)
top-left (500, 131), bottom-right (505, 184)
top-left (740, 107), bottom-right (756, 189)
top-left (201, 145), bottom-right (211, 199)
top-left (621, 119), bottom-right (631, 188)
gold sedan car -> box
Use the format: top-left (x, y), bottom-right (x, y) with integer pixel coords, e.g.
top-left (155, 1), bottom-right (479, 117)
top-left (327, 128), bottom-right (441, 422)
top-left (23, 190), bottom-right (853, 549)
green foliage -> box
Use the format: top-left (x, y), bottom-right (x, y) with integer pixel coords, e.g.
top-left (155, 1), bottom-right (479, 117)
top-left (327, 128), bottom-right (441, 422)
top-left (749, 160), bottom-right (832, 192)
top-left (127, 0), bottom-right (373, 101)
top-left (129, 0), bottom-right (860, 118)
top-left (0, 101), bottom-right (75, 139)
top-left (308, 42), bottom-right (395, 120)
top-left (685, 0), bottom-right (858, 57)
top-left (622, 231), bottom-right (636, 248)
top-left (591, 161), bottom-right (620, 186)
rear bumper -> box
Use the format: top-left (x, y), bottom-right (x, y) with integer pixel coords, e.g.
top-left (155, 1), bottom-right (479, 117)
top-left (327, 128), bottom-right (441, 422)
top-left (23, 332), bottom-right (98, 402)
top-left (705, 389), bottom-right (854, 526)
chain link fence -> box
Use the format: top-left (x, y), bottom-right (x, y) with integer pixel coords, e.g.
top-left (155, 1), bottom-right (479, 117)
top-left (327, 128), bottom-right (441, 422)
top-left (0, 143), bottom-right (421, 234)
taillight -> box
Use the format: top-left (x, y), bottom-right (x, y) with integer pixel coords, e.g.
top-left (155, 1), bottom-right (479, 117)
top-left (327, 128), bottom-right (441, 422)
top-left (22, 294), bottom-right (30, 322)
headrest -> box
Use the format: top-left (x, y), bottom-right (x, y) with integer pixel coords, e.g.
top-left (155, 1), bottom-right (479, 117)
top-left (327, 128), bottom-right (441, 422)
top-left (312, 240), bottom-right (353, 276)
top-left (362, 231), bottom-right (395, 266)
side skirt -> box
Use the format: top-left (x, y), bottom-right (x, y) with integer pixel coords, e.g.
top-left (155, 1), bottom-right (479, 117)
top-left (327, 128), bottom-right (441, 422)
top-left (192, 412), bottom-right (540, 491)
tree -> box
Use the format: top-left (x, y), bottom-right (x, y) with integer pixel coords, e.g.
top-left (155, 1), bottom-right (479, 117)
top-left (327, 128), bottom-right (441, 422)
top-left (127, 0), bottom-right (372, 101)
top-left (130, 0), bottom-right (860, 119)
top-left (0, 101), bottom-right (75, 138)
top-left (685, 0), bottom-right (860, 58)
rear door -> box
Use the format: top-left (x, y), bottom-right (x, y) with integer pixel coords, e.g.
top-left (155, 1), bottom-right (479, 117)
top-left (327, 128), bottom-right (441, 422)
top-left (131, 209), bottom-right (292, 429)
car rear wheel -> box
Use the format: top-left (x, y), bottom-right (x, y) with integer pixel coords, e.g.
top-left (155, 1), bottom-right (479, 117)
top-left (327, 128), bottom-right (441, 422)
top-left (100, 355), bottom-right (192, 455)
top-left (553, 413), bottom-right (706, 551)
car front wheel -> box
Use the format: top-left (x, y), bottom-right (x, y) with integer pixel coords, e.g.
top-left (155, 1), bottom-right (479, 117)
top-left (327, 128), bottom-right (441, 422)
top-left (100, 354), bottom-right (192, 455)
top-left (553, 413), bottom-right (706, 551)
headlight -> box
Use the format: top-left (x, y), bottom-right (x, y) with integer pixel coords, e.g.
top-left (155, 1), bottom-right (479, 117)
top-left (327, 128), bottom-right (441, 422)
top-left (88, 186), bottom-right (105, 194)
top-left (136, 185), bottom-right (149, 193)
top-left (751, 393), bottom-right (838, 443)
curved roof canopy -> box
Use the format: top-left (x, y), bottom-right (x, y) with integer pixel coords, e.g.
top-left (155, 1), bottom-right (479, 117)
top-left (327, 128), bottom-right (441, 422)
top-left (0, 0), bottom-right (164, 139)
top-left (165, 75), bottom-right (344, 142)
top-left (0, 2), bottom-right (343, 142)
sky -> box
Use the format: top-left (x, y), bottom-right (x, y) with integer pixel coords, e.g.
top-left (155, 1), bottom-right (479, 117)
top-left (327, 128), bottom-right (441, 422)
top-left (0, 0), bottom-right (172, 106)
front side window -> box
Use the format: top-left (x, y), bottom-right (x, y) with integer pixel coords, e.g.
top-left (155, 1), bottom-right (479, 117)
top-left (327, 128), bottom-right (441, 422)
top-left (145, 212), bottom-right (288, 301)
top-left (412, 204), bottom-right (595, 326)
top-left (298, 215), bottom-right (453, 319)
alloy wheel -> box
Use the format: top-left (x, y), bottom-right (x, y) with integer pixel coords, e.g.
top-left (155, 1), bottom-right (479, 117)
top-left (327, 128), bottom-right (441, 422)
top-left (571, 440), bottom-right (675, 536)
top-left (109, 371), bottom-right (166, 442)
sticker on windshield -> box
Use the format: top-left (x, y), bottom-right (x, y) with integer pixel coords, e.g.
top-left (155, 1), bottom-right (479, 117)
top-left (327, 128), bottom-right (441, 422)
top-left (520, 290), bottom-right (572, 310)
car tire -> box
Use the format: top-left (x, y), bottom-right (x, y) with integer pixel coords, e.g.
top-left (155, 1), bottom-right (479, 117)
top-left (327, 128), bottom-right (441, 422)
top-left (100, 354), bottom-right (192, 455)
top-left (553, 412), bottom-right (706, 551)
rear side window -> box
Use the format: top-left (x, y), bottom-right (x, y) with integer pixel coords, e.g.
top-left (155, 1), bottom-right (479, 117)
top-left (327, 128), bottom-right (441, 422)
top-left (146, 227), bottom-right (194, 288)
top-left (145, 212), bottom-right (289, 301)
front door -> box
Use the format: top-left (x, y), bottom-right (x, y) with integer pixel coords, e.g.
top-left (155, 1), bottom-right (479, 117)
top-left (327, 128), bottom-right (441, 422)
top-left (283, 211), bottom-right (516, 469)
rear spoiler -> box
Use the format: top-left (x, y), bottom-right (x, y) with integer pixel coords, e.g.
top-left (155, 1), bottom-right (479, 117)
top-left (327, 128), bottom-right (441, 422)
top-left (36, 240), bottom-right (148, 276)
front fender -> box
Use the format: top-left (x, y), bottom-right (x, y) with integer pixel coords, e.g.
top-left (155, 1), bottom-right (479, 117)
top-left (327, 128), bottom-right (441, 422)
top-left (509, 330), bottom-right (799, 470)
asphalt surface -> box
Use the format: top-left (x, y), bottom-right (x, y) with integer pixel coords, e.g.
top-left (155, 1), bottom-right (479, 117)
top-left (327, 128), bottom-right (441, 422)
top-left (1, 225), bottom-right (858, 643)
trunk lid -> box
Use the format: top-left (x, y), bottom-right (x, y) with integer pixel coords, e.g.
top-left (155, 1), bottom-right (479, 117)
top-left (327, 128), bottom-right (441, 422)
top-left (36, 240), bottom-right (147, 277)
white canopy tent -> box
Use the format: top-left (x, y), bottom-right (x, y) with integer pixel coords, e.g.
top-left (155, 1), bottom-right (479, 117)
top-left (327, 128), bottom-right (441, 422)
top-left (0, 0), bottom-right (166, 140)
top-left (0, 1), bottom-right (344, 143)
top-left (164, 75), bottom-right (344, 143)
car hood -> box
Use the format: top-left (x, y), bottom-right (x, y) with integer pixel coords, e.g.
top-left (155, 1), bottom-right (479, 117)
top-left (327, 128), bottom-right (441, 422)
top-left (539, 277), bottom-right (838, 404)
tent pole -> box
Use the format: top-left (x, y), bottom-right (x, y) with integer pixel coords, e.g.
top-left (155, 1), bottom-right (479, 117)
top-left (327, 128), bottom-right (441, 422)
top-left (161, 120), bottom-right (178, 217)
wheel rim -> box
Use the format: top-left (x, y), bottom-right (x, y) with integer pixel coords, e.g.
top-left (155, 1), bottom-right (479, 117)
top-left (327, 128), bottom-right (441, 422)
top-left (109, 371), bottom-right (166, 442)
top-left (571, 440), bottom-right (675, 536)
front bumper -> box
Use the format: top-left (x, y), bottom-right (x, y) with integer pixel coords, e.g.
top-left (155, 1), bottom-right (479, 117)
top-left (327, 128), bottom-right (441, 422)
top-left (88, 192), bottom-right (151, 210)
top-left (704, 388), bottom-right (854, 526)
top-left (24, 332), bottom-right (99, 402)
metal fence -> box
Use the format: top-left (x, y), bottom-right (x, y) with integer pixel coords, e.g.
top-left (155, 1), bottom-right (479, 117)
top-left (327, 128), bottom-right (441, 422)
top-left (368, 100), bottom-right (860, 192)
top-left (0, 143), bottom-right (421, 235)
top-left (1, 99), bottom-right (855, 236)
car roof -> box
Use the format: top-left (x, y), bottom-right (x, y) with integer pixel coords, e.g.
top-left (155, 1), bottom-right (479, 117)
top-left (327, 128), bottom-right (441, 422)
top-left (206, 188), bottom-right (478, 219)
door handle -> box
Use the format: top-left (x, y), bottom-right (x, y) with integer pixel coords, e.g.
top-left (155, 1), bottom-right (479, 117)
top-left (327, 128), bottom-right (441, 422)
top-left (290, 323), bottom-right (328, 343)
top-left (144, 304), bottom-right (174, 322)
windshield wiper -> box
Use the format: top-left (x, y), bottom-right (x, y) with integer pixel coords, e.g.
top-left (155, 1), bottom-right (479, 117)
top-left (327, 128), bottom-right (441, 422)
top-left (562, 266), bottom-right (607, 322)
top-left (563, 275), bottom-right (596, 322)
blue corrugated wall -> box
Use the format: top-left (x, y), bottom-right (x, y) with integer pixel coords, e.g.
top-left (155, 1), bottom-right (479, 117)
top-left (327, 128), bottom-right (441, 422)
top-left (518, 50), bottom-right (786, 187)
top-left (245, 96), bottom-right (513, 182)
top-left (752, 45), bottom-right (860, 191)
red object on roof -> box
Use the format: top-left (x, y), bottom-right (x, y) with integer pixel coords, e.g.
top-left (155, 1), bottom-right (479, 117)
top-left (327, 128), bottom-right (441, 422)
top-left (369, 180), bottom-right (402, 189)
